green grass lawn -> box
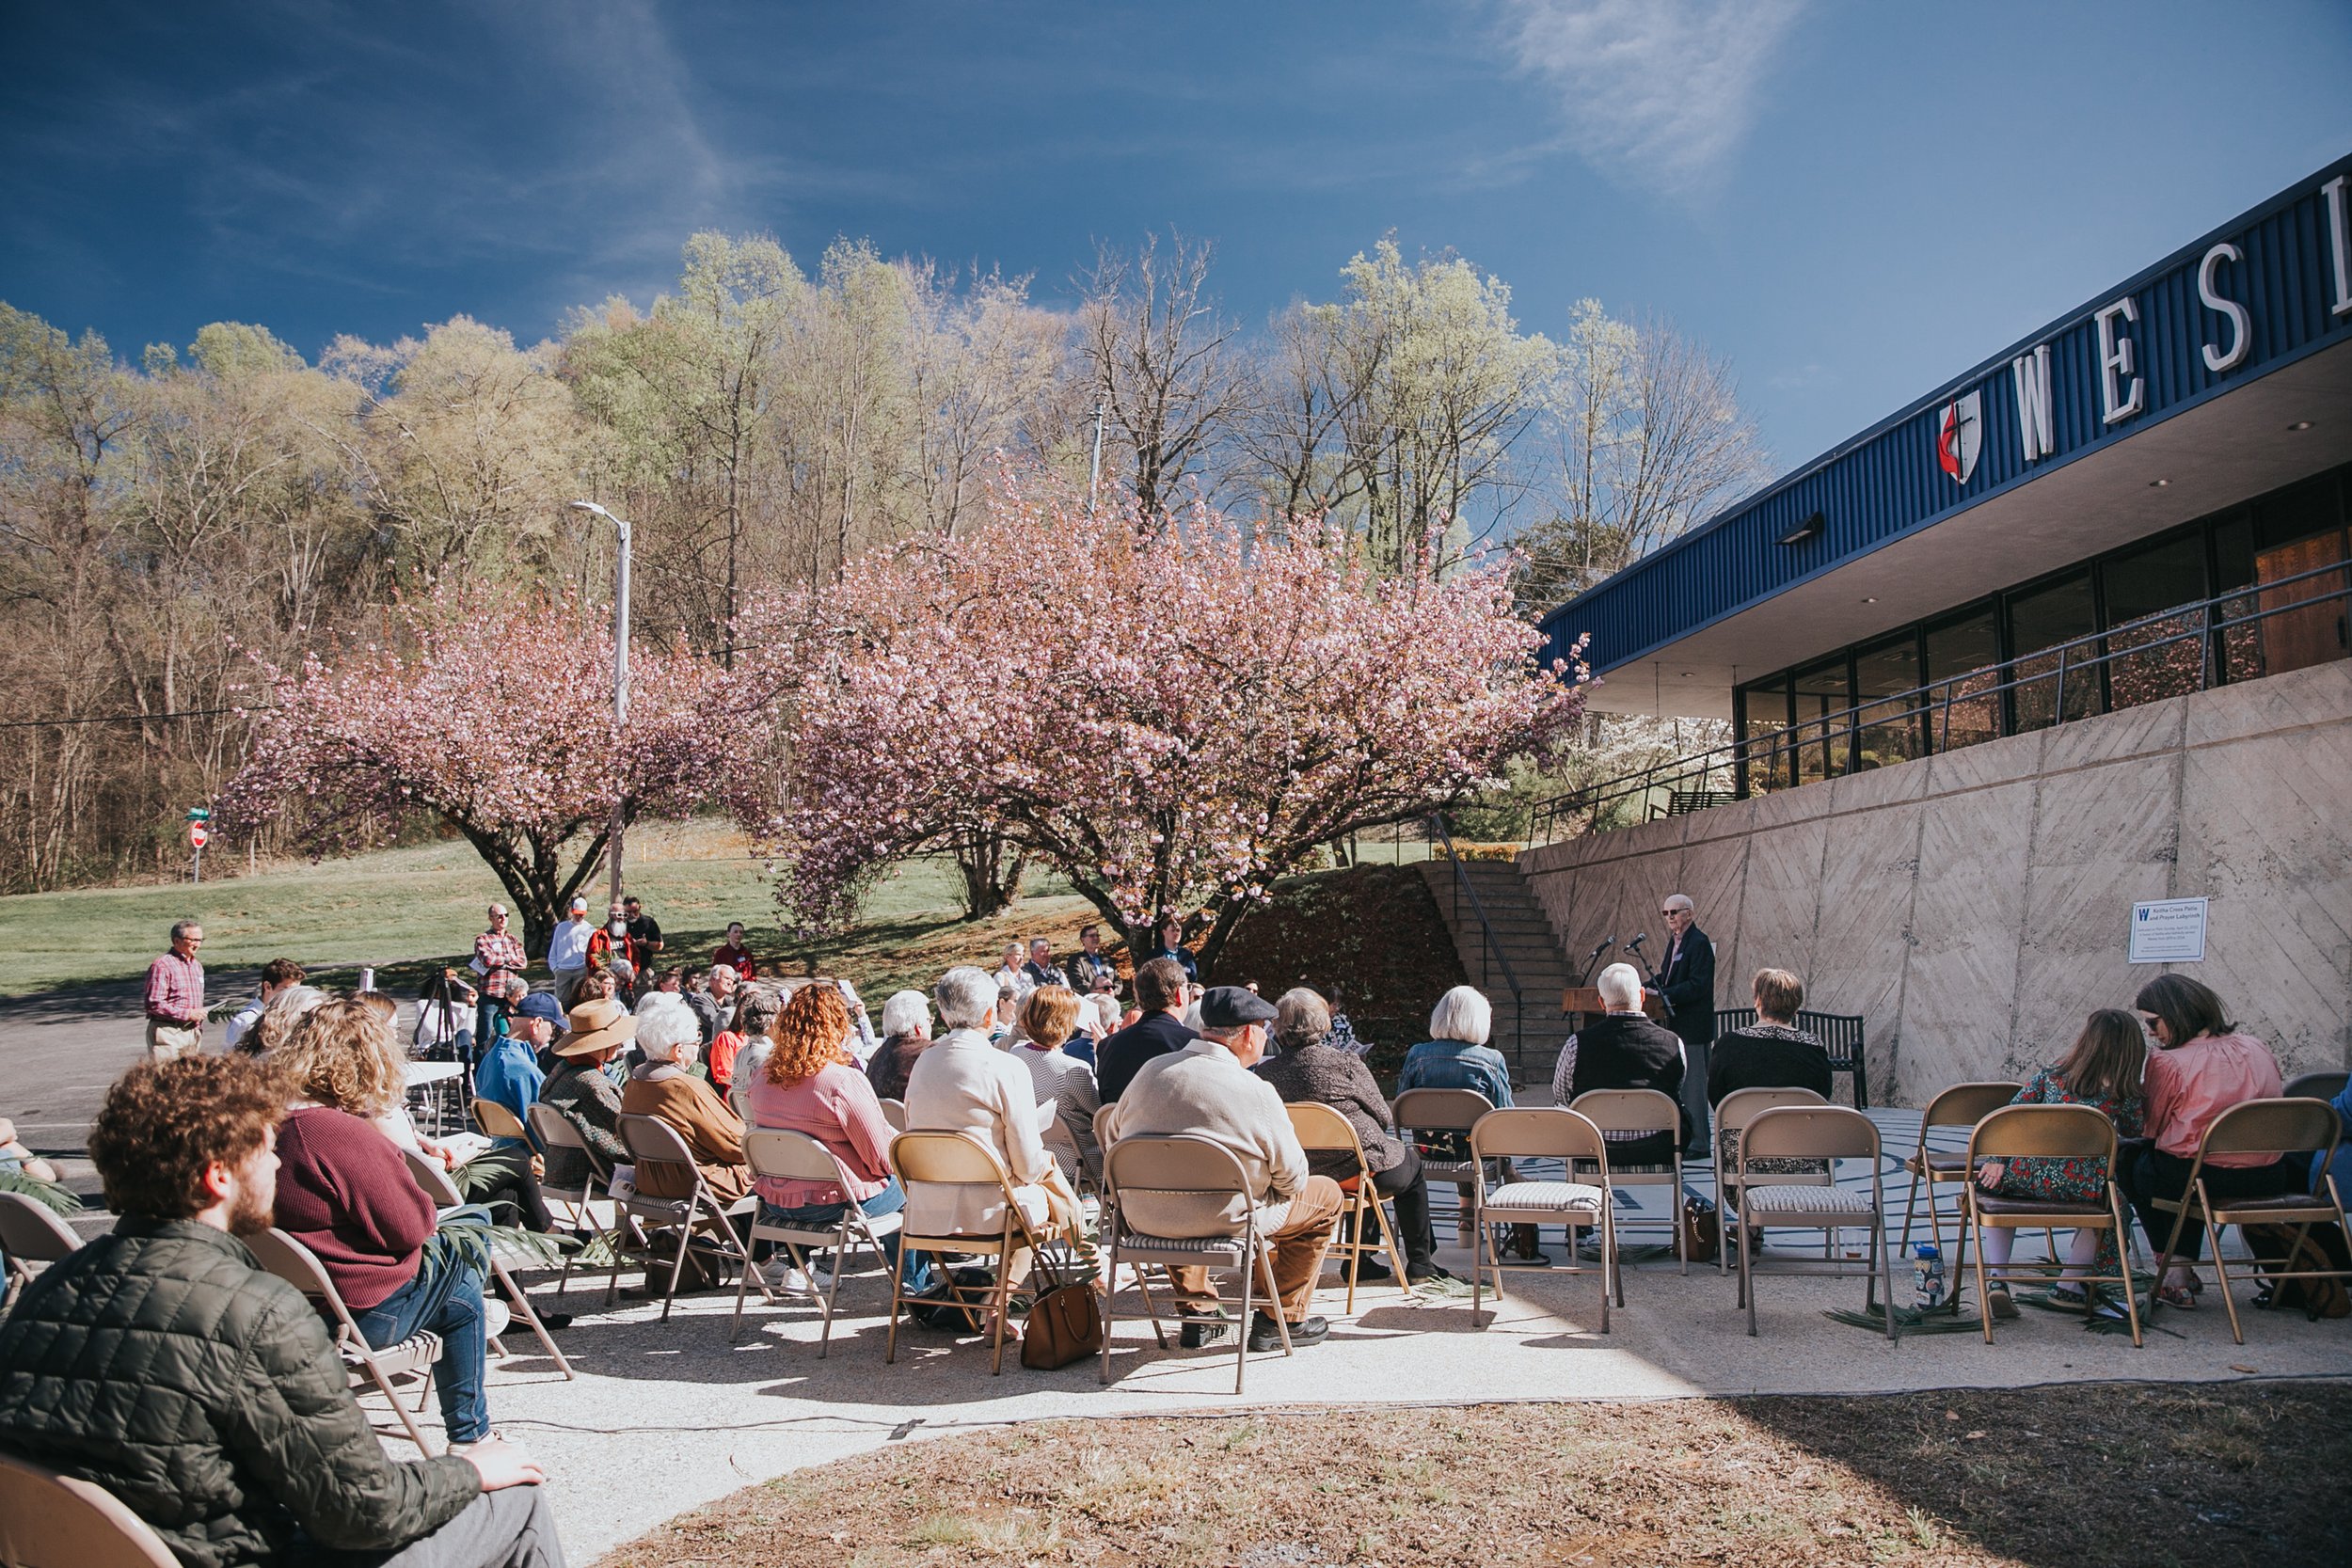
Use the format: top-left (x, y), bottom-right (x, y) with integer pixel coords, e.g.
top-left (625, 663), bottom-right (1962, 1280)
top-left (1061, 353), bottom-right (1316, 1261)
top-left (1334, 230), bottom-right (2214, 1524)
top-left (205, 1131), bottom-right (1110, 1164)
top-left (0, 819), bottom-right (1088, 999)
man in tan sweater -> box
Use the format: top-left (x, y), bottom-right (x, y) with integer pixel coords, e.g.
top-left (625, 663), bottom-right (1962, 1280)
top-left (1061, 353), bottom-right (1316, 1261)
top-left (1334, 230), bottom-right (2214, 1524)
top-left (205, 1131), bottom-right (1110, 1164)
top-left (1098, 986), bottom-right (1343, 1350)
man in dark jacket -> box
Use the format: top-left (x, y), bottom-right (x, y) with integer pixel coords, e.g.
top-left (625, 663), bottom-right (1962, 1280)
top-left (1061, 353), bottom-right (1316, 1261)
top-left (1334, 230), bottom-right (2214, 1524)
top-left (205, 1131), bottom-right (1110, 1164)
top-left (1655, 892), bottom-right (1718, 1156)
top-left (1094, 956), bottom-right (1197, 1101)
top-left (0, 1054), bottom-right (564, 1568)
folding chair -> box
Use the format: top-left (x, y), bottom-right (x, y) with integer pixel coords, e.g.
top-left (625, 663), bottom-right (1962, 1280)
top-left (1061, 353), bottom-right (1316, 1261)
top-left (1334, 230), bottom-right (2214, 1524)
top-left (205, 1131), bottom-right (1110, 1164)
top-left (0, 1192), bottom-right (82, 1303)
top-left (1897, 1081), bottom-right (2021, 1301)
top-left (1098, 1133), bottom-right (1294, 1393)
top-left (526, 1102), bottom-right (614, 1301)
top-left (1285, 1101), bottom-right (1408, 1312)
top-left (472, 1098), bottom-right (532, 1143)
top-left (2283, 1070), bottom-right (2348, 1102)
top-left (733, 1129), bottom-right (903, 1353)
top-left (1963, 1103), bottom-right (2142, 1347)
top-left (0, 1451), bottom-right (177, 1568)
top-left (879, 1098), bottom-right (908, 1132)
top-left (1392, 1086), bottom-right (1494, 1244)
top-left (397, 1148), bottom-right (573, 1378)
top-left (608, 1113), bottom-right (757, 1322)
top-left (1735, 1106), bottom-right (1896, 1339)
top-left (1569, 1088), bottom-right (1689, 1272)
top-left (885, 1130), bottom-right (1041, 1375)
top-left (1469, 1108), bottom-right (1613, 1331)
top-left (245, 1227), bottom-right (445, 1454)
top-left (1712, 1086), bottom-right (1830, 1275)
top-left (2149, 1097), bottom-right (2351, 1345)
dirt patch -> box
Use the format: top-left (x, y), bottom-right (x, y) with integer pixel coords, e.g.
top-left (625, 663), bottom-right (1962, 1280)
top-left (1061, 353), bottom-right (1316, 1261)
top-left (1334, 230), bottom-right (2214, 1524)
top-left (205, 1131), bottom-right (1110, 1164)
top-left (594, 1380), bottom-right (2350, 1567)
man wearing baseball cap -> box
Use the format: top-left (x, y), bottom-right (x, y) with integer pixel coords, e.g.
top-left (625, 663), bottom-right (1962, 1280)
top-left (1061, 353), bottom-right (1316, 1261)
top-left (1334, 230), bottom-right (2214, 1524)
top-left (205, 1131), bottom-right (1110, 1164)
top-left (1096, 985), bottom-right (1344, 1351)
top-left (476, 990), bottom-right (564, 1144)
top-left (547, 895), bottom-right (595, 1008)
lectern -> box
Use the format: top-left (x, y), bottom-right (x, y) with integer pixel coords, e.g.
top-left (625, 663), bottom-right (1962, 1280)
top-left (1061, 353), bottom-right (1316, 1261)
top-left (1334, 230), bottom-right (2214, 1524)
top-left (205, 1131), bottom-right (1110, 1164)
top-left (1560, 987), bottom-right (1668, 1026)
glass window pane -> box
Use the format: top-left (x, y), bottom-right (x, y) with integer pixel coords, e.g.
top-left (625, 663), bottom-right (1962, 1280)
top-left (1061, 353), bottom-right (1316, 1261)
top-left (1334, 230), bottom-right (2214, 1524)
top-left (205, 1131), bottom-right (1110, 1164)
top-left (1924, 606), bottom-right (2000, 752)
top-left (2008, 572), bottom-right (2098, 731)
top-left (2211, 512), bottom-right (2263, 683)
top-left (1790, 657), bottom-right (1851, 786)
top-left (2104, 534), bottom-right (2208, 709)
top-left (1852, 634), bottom-right (1923, 769)
top-left (1736, 678), bottom-right (1792, 796)
top-left (2250, 477), bottom-right (2348, 679)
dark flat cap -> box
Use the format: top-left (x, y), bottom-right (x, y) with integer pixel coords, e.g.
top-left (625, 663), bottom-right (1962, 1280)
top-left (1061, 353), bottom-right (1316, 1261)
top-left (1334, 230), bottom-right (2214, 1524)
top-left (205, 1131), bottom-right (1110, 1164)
top-left (1199, 985), bottom-right (1278, 1028)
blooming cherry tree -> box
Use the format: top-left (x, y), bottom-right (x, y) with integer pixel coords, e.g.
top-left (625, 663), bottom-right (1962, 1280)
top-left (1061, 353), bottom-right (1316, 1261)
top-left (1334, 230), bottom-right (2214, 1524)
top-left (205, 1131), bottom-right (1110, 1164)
top-left (223, 581), bottom-right (738, 958)
top-left (751, 474), bottom-right (1585, 969)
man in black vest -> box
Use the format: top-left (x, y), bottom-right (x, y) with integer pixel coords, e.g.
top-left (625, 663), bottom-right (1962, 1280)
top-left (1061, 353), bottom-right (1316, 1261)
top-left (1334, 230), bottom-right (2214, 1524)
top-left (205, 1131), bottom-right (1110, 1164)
top-left (1552, 962), bottom-right (1688, 1167)
top-left (1654, 892), bottom-right (1718, 1157)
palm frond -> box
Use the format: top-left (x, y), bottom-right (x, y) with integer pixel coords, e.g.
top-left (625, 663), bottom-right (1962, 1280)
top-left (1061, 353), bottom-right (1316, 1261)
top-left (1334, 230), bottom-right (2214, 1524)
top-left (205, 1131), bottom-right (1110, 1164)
top-left (0, 1169), bottom-right (83, 1214)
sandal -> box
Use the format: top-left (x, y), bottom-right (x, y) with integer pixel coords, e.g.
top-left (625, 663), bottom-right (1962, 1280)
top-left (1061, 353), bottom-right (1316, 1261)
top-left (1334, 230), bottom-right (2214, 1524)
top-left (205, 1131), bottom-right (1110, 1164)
top-left (1987, 1287), bottom-right (2018, 1320)
top-left (2155, 1282), bottom-right (2197, 1310)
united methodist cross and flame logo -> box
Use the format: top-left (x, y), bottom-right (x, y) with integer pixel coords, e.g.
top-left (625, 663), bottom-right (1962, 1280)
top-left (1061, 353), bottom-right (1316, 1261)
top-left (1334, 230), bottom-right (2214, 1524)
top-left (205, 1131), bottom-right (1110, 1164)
top-left (1935, 388), bottom-right (1983, 484)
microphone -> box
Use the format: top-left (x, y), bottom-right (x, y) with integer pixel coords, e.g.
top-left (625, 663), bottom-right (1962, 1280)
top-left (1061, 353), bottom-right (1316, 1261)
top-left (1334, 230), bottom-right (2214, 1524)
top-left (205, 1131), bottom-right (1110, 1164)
top-left (1579, 936), bottom-right (1615, 987)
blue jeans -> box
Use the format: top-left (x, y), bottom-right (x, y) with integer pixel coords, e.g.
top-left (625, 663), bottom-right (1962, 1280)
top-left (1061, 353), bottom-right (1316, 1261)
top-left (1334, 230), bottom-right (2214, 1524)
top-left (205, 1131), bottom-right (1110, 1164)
top-left (759, 1179), bottom-right (933, 1294)
top-left (357, 1250), bottom-right (492, 1444)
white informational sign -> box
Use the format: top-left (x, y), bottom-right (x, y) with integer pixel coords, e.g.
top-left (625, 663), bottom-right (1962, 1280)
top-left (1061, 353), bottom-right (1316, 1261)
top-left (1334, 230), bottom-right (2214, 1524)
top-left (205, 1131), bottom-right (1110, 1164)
top-left (2129, 896), bottom-right (2207, 964)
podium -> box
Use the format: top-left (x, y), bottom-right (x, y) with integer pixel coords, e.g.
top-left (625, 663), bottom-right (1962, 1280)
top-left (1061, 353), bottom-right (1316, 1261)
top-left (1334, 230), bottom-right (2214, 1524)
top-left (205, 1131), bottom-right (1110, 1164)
top-left (1560, 986), bottom-right (1667, 1025)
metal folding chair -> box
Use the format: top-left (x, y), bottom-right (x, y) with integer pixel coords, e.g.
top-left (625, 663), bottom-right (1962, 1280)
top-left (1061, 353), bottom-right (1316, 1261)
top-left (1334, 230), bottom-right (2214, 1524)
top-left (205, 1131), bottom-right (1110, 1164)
top-left (1712, 1086), bottom-right (1830, 1275)
top-left (1469, 1108), bottom-right (1614, 1330)
top-left (245, 1227), bottom-right (445, 1454)
top-left (1897, 1081), bottom-right (2021, 1303)
top-left (734, 1129), bottom-right (903, 1353)
top-left (0, 1191), bottom-right (82, 1304)
top-left (397, 1148), bottom-right (573, 1378)
top-left (1392, 1086), bottom-right (1495, 1243)
top-left (879, 1098), bottom-right (908, 1132)
top-left (1962, 1103), bottom-right (2142, 1347)
top-left (1735, 1106), bottom-right (1896, 1339)
top-left (2149, 1097), bottom-right (2350, 1345)
top-left (608, 1113), bottom-right (757, 1322)
top-left (1098, 1133), bottom-right (1293, 1393)
top-left (1285, 1101), bottom-right (1408, 1311)
top-left (472, 1098), bottom-right (532, 1143)
top-left (0, 1450), bottom-right (177, 1568)
top-left (885, 1130), bottom-right (1041, 1375)
top-left (1570, 1088), bottom-right (1689, 1272)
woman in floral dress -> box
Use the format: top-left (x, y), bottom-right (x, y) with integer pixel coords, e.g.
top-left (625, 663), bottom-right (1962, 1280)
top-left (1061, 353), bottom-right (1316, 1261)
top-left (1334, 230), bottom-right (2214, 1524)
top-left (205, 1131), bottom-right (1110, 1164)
top-left (1974, 1008), bottom-right (2146, 1316)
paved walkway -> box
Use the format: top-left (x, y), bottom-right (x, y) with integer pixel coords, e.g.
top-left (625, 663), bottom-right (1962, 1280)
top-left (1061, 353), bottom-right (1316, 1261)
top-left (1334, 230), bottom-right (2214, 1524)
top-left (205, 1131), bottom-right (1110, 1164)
top-left (8, 985), bottom-right (2348, 1564)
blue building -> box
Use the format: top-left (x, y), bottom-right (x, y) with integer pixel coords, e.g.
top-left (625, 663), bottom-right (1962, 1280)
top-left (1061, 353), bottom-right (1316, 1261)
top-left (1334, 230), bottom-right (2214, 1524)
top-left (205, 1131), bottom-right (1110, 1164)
top-left (1540, 155), bottom-right (2352, 806)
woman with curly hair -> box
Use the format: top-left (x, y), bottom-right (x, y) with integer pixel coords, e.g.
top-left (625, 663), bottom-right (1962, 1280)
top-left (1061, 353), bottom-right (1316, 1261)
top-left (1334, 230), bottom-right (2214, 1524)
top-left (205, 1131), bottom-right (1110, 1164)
top-left (741, 983), bottom-right (933, 1292)
top-left (268, 998), bottom-right (501, 1448)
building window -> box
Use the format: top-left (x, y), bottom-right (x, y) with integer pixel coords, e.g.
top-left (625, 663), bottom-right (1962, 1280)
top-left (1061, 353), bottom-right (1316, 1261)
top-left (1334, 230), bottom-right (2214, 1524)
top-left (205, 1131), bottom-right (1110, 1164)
top-left (2007, 570), bottom-right (2100, 733)
top-left (1852, 632), bottom-right (1924, 768)
top-left (1736, 675), bottom-right (1793, 795)
top-left (2249, 475), bottom-right (2349, 679)
top-left (2103, 531), bottom-right (2209, 710)
top-left (1790, 657), bottom-right (1852, 786)
top-left (1923, 606), bottom-right (2001, 752)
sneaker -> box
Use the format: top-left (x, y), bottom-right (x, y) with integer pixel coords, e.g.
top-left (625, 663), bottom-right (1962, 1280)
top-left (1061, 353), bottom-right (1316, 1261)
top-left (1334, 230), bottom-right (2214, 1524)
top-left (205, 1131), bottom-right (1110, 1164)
top-left (1404, 1263), bottom-right (1454, 1284)
top-left (1179, 1310), bottom-right (1232, 1349)
top-left (1248, 1312), bottom-right (1327, 1352)
top-left (1350, 1257), bottom-right (1394, 1282)
top-left (531, 1310), bottom-right (574, 1331)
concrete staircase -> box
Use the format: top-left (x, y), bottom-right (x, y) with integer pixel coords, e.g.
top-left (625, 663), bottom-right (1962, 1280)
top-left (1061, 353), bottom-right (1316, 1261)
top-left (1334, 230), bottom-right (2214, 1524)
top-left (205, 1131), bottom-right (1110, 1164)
top-left (1416, 857), bottom-right (1573, 1085)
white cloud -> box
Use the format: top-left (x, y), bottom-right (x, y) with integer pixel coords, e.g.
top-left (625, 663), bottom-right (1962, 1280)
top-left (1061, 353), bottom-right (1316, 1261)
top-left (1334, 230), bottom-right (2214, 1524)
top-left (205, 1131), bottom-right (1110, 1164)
top-left (1493, 0), bottom-right (1807, 197)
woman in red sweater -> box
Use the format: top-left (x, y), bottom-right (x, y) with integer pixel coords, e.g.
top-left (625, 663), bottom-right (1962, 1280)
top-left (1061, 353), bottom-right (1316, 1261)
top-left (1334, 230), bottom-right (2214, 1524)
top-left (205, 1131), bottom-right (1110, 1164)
top-left (269, 999), bottom-right (496, 1447)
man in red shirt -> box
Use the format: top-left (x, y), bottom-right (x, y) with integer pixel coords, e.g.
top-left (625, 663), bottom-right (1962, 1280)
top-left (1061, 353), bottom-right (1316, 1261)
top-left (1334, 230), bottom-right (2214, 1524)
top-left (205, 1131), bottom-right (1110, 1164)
top-left (712, 921), bottom-right (757, 979)
top-left (143, 920), bottom-right (206, 1059)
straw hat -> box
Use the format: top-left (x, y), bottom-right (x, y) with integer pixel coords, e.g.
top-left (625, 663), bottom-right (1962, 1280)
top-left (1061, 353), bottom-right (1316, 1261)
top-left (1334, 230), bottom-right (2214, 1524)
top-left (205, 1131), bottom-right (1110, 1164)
top-left (553, 997), bottom-right (638, 1058)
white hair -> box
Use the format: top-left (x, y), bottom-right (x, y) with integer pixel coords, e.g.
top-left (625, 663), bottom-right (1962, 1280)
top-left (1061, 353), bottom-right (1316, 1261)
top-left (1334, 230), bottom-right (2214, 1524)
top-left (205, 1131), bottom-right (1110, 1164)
top-left (634, 993), bottom-right (700, 1062)
top-left (935, 965), bottom-right (999, 1030)
top-left (1663, 893), bottom-right (1693, 914)
top-left (1428, 984), bottom-right (1492, 1046)
top-left (1087, 993), bottom-right (1121, 1034)
top-left (880, 989), bottom-right (931, 1039)
top-left (1596, 962), bottom-right (1645, 1012)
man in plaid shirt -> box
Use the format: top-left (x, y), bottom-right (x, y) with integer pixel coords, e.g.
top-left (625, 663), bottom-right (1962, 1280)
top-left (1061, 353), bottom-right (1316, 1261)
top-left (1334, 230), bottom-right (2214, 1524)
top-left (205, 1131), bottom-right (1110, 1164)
top-left (472, 903), bottom-right (528, 1045)
top-left (142, 920), bottom-right (206, 1058)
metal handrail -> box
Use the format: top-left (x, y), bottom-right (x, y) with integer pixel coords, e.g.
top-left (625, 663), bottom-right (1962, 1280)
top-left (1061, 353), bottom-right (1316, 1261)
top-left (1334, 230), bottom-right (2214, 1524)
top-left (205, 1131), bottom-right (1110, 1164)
top-left (1535, 559), bottom-right (2352, 844)
top-left (1426, 812), bottom-right (1529, 1084)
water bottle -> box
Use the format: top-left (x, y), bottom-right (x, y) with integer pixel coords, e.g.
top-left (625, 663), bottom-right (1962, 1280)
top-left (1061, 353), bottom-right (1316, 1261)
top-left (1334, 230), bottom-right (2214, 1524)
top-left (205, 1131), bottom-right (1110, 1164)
top-left (1912, 1243), bottom-right (1946, 1310)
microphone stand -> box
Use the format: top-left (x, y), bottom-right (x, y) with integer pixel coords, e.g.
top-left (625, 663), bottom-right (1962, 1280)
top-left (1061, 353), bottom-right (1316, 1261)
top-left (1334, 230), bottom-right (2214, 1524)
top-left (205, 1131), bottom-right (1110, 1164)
top-left (1576, 938), bottom-right (1614, 989)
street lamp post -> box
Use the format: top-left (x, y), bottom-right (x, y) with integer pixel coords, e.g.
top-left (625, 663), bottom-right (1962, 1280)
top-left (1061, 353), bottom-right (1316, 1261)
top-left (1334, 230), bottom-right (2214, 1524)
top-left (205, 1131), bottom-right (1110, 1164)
top-left (568, 500), bottom-right (632, 910)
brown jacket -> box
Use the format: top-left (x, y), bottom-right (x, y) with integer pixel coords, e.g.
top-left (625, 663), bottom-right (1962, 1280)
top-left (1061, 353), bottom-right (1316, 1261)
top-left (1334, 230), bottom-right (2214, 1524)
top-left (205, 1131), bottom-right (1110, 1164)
top-left (621, 1063), bottom-right (753, 1203)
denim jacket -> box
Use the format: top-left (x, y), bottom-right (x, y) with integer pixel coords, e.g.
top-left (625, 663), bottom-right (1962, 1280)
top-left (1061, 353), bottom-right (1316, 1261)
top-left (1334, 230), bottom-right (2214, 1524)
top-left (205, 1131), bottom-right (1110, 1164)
top-left (1395, 1038), bottom-right (1514, 1107)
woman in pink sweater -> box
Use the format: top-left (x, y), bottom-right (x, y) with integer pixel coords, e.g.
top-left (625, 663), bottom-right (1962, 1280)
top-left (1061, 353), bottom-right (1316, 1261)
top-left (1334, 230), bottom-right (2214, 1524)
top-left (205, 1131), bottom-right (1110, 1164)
top-left (741, 985), bottom-right (934, 1292)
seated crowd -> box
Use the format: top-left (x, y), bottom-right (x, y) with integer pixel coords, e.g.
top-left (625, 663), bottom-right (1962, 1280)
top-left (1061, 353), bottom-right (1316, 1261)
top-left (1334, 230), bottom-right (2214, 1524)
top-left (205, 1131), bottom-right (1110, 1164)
top-left (0, 907), bottom-right (2340, 1567)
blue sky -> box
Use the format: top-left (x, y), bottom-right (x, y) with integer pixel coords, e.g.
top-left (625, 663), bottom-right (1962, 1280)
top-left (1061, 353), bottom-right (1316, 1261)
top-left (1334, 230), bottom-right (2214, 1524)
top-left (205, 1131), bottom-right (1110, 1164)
top-left (4, 0), bottom-right (2347, 468)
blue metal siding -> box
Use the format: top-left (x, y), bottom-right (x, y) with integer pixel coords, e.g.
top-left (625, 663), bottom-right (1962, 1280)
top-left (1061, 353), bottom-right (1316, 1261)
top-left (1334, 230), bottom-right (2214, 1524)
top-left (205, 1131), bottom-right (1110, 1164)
top-left (1542, 155), bottom-right (2352, 674)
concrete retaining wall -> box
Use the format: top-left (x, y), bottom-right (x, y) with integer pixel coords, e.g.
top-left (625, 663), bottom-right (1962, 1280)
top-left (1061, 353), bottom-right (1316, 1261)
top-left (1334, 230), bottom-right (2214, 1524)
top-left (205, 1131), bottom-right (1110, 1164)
top-left (1518, 659), bottom-right (2352, 1106)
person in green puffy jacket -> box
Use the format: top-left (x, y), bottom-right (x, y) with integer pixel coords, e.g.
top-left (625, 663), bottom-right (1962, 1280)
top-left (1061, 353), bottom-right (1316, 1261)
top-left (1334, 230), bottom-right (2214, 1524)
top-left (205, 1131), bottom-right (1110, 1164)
top-left (0, 1054), bottom-right (566, 1568)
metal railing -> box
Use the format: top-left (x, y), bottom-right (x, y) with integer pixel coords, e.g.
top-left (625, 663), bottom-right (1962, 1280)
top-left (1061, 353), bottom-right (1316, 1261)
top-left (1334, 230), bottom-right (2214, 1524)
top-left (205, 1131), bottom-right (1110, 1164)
top-left (1426, 812), bottom-right (1529, 1082)
top-left (1534, 560), bottom-right (2351, 845)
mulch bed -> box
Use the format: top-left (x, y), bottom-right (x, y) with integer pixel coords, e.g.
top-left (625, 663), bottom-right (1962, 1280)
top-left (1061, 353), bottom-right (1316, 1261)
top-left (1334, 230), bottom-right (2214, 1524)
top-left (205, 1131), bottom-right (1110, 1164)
top-left (596, 1379), bottom-right (2349, 1567)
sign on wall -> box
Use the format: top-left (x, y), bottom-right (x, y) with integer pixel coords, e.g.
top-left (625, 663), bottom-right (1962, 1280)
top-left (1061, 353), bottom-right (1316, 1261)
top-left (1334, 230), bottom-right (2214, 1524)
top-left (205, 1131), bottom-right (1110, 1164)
top-left (2129, 896), bottom-right (2208, 964)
